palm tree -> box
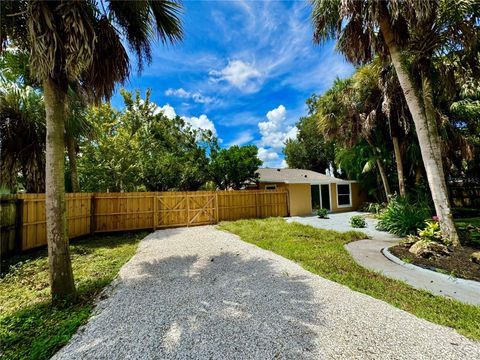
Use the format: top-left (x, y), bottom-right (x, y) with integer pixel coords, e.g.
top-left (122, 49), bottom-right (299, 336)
top-left (0, 78), bottom-right (46, 192)
top-left (311, 0), bottom-right (478, 246)
top-left (1, 0), bottom-right (183, 301)
top-left (316, 77), bottom-right (393, 200)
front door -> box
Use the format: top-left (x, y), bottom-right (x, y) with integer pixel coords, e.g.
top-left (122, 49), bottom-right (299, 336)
top-left (320, 184), bottom-right (331, 211)
top-left (311, 184), bottom-right (331, 211)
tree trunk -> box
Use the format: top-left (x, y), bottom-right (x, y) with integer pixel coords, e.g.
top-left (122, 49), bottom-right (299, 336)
top-left (378, 14), bottom-right (460, 246)
top-left (392, 136), bottom-right (406, 196)
top-left (67, 137), bottom-right (80, 192)
top-left (44, 77), bottom-right (76, 301)
top-left (376, 159), bottom-right (391, 199)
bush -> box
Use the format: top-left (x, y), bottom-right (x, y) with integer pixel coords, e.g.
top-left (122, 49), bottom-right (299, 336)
top-left (316, 208), bottom-right (329, 219)
top-left (350, 215), bottom-right (366, 228)
top-left (376, 195), bottom-right (431, 236)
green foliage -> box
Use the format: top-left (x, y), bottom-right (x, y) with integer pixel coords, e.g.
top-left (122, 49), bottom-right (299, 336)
top-left (78, 89), bottom-right (214, 192)
top-left (209, 145), bottom-right (262, 190)
top-left (283, 113), bottom-right (335, 174)
top-left (418, 221), bottom-right (444, 242)
top-left (316, 208), bottom-right (329, 219)
top-left (376, 196), bottom-right (432, 236)
top-left (367, 202), bottom-right (385, 214)
top-left (455, 217), bottom-right (480, 247)
top-left (219, 218), bottom-right (480, 340)
top-left (350, 215), bottom-right (366, 228)
top-left (0, 232), bottom-right (146, 359)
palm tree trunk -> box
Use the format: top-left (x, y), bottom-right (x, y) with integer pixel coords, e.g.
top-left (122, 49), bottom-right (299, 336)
top-left (392, 136), bottom-right (406, 196)
top-left (66, 137), bottom-right (80, 193)
top-left (378, 14), bottom-right (460, 247)
top-left (44, 77), bottom-right (76, 301)
top-left (376, 159), bottom-right (391, 199)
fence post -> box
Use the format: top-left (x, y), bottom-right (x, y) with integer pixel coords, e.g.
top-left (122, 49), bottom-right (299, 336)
top-left (186, 194), bottom-right (190, 226)
top-left (90, 194), bottom-right (96, 235)
top-left (14, 198), bottom-right (24, 253)
top-left (285, 190), bottom-right (290, 216)
top-left (153, 193), bottom-right (157, 230)
top-left (215, 192), bottom-right (219, 224)
top-left (255, 192), bottom-right (259, 218)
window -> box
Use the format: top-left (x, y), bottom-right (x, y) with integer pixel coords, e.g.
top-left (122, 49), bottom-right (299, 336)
top-left (337, 184), bottom-right (351, 207)
top-left (265, 184), bottom-right (277, 190)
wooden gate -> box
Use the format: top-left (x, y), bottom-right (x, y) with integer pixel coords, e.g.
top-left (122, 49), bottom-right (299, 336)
top-left (155, 192), bottom-right (218, 228)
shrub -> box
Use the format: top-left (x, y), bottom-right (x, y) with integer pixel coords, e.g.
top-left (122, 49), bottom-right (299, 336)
top-left (376, 195), bottom-right (431, 236)
top-left (350, 215), bottom-right (366, 228)
top-left (316, 208), bottom-right (329, 218)
top-left (413, 220), bottom-right (452, 246)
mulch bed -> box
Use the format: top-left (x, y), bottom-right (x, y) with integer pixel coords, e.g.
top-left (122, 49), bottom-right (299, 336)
top-left (390, 244), bottom-right (480, 282)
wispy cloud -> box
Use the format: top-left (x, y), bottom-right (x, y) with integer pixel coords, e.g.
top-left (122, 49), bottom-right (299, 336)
top-left (209, 60), bottom-right (263, 93)
top-left (165, 88), bottom-right (216, 104)
top-left (227, 130), bottom-right (254, 147)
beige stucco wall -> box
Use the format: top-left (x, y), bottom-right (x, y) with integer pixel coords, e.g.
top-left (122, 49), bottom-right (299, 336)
top-left (258, 182), bottom-right (312, 216)
top-left (258, 181), bottom-right (366, 215)
top-left (330, 182), bottom-right (366, 212)
top-left (286, 183), bottom-right (312, 216)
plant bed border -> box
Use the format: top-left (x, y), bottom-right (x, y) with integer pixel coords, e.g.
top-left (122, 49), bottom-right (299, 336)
top-left (382, 247), bottom-right (480, 290)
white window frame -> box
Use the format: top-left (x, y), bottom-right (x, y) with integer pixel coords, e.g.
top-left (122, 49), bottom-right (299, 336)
top-left (336, 183), bottom-right (352, 208)
top-left (265, 184), bottom-right (277, 190)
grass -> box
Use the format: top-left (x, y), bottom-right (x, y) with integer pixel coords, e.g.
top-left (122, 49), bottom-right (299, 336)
top-left (218, 218), bottom-right (480, 340)
top-left (0, 232), bottom-right (147, 360)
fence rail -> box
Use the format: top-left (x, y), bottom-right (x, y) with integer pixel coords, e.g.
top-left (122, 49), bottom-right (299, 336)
top-left (0, 189), bottom-right (288, 255)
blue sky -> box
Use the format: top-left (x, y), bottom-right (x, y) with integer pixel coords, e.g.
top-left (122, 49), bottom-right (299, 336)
top-left (111, 0), bottom-right (354, 167)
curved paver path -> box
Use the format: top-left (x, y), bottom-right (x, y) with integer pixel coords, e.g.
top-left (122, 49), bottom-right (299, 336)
top-left (54, 226), bottom-right (479, 359)
top-left (289, 212), bottom-right (480, 305)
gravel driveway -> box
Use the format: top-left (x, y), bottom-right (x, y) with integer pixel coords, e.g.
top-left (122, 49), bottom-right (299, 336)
top-left (53, 226), bottom-right (480, 359)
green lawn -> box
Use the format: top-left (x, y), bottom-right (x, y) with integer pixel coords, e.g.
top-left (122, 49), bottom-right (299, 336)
top-left (0, 232), bottom-right (146, 360)
top-left (219, 218), bottom-right (480, 340)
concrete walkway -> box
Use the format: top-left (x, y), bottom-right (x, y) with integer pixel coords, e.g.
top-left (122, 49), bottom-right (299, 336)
top-left (54, 227), bottom-right (479, 359)
top-left (289, 212), bottom-right (480, 305)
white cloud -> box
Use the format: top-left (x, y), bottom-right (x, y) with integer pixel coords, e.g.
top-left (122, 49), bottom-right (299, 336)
top-left (159, 104), bottom-right (177, 119)
top-left (258, 147), bottom-right (288, 168)
top-left (165, 88), bottom-right (215, 104)
top-left (227, 130), bottom-right (254, 147)
top-left (165, 88), bottom-right (190, 98)
top-left (258, 147), bottom-right (279, 161)
top-left (258, 105), bottom-right (298, 150)
top-left (256, 105), bottom-right (297, 168)
top-left (182, 114), bottom-right (217, 136)
top-left (209, 60), bottom-right (262, 92)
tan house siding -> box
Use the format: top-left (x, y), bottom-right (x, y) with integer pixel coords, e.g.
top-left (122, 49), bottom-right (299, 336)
top-left (286, 183), bottom-right (312, 216)
top-left (258, 182), bottom-right (312, 216)
top-left (330, 183), bottom-right (366, 212)
top-left (258, 181), bottom-right (366, 215)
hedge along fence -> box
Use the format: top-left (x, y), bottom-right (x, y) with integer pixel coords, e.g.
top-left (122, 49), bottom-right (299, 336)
top-left (0, 189), bottom-right (289, 255)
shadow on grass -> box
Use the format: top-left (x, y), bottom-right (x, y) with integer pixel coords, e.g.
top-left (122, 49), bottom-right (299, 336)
top-left (0, 231), bottom-right (148, 360)
top-left (1, 232), bottom-right (147, 277)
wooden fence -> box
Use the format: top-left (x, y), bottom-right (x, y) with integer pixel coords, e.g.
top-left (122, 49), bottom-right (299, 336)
top-left (0, 189), bottom-right (288, 255)
top-left (449, 185), bottom-right (480, 209)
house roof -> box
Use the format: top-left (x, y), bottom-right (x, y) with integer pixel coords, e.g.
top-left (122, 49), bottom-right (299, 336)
top-left (256, 168), bottom-right (355, 184)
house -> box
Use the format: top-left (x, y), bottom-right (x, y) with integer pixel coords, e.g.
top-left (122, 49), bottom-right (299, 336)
top-left (256, 168), bottom-right (367, 216)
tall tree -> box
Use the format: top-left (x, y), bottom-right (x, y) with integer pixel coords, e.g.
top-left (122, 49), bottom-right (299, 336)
top-left (1, 0), bottom-right (183, 301)
top-left (284, 102), bottom-right (336, 174)
top-left (209, 145), bottom-right (262, 190)
top-left (311, 0), bottom-right (479, 246)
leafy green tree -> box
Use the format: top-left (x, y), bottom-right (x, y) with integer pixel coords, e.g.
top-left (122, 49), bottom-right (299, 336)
top-left (209, 145), bottom-right (262, 190)
top-left (79, 90), bottom-right (212, 192)
top-left (284, 111), bottom-right (336, 174)
top-left (1, 0), bottom-right (183, 300)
